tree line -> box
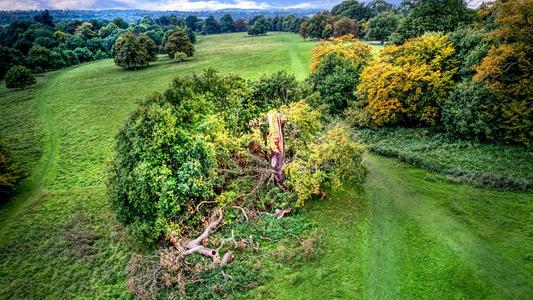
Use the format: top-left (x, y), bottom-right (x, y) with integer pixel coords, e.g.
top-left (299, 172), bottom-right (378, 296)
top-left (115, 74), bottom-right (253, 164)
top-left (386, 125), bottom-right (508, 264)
top-left (304, 0), bottom-right (531, 146)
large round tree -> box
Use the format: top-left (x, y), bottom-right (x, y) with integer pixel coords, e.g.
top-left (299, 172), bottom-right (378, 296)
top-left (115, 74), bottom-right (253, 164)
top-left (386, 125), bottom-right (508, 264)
top-left (112, 32), bottom-right (157, 70)
top-left (164, 31), bottom-right (194, 59)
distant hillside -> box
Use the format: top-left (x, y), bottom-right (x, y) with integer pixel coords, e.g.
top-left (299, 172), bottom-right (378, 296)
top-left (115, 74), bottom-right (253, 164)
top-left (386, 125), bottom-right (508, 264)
top-left (0, 8), bottom-right (322, 24)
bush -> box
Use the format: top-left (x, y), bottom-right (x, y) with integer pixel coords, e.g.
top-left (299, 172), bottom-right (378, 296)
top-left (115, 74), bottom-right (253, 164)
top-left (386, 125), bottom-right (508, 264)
top-left (308, 54), bottom-right (362, 115)
top-left (448, 26), bottom-right (490, 78)
top-left (5, 65), bottom-right (36, 89)
top-left (61, 49), bottom-right (79, 66)
top-left (0, 143), bottom-right (21, 200)
top-left (357, 33), bottom-right (458, 127)
top-left (174, 51), bottom-right (187, 62)
top-left (108, 69), bottom-right (367, 242)
top-left (472, 0), bottom-right (532, 145)
top-left (442, 80), bottom-right (493, 140)
top-left (357, 127), bottom-right (533, 191)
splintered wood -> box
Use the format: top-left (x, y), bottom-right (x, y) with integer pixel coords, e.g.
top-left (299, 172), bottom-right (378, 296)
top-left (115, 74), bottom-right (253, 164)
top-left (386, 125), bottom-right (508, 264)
top-left (267, 112), bottom-right (285, 184)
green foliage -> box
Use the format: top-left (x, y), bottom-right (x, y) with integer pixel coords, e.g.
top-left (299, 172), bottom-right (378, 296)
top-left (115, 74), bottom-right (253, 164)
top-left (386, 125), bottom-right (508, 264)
top-left (220, 14), bottom-right (235, 33)
top-left (111, 17), bottom-right (129, 29)
top-left (309, 36), bottom-right (372, 115)
top-left (473, 0), bottom-right (532, 145)
top-left (60, 49), bottom-right (79, 66)
top-left (391, 0), bottom-right (474, 44)
top-left (112, 32), bottom-right (156, 70)
top-left (0, 46), bottom-right (25, 79)
top-left (5, 65), bottom-right (36, 89)
top-left (448, 25), bottom-right (490, 77)
top-left (286, 122), bottom-right (366, 206)
top-left (365, 11), bottom-right (400, 41)
top-left (73, 47), bottom-right (93, 63)
top-left (357, 127), bottom-right (533, 191)
top-left (357, 33), bottom-right (458, 127)
top-left (306, 13), bottom-right (335, 40)
top-left (0, 143), bottom-right (21, 200)
top-left (247, 18), bottom-right (270, 36)
top-left (28, 45), bottom-right (64, 72)
top-left (108, 94), bottom-right (217, 241)
top-left (202, 16), bottom-right (221, 35)
top-left (309, 54), bottom-right (363, 115)
top-left (250, 70), bottom-right (299, 112)
top-left (174, 51), bottom-right (187, 63)
top-left (331, 0), bottom-right (372, 21)
top-left (442, 80), bottom-right (493, 140)
top-left (164, 30), bottom-right (194, 58)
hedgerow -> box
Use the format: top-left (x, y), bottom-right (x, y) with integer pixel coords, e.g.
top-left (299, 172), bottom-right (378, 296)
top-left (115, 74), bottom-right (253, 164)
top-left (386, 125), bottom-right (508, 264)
top-left (357, 127), bottom-right (532, 191)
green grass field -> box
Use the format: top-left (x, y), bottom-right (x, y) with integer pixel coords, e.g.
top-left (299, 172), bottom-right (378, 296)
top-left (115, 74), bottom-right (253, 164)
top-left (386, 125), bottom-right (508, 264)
top-left (1, 32), bottom-right (532, 299)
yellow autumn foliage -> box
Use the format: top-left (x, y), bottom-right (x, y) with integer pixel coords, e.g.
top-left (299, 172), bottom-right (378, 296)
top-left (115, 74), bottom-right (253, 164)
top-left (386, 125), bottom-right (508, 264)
top-left (473, 0), bottom-right (533, 144)
top-left (310, 35), bottom-right (372, 71)
top-left (357, 33), bottom-right (458, 127)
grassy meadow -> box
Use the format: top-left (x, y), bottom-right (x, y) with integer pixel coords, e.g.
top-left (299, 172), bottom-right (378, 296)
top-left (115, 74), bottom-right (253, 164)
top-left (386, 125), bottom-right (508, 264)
top-left (1, 32), bottom-right (532, 299)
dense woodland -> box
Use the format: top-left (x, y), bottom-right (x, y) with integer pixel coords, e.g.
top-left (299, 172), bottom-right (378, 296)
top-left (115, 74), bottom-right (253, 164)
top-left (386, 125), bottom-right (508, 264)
top-left (0, 0), bottom-right (532, 298)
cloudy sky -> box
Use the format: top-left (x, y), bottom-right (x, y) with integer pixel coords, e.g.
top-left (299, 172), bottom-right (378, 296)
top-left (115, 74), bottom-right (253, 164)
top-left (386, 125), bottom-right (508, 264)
top-left (0, 0), bottom-right (350, 11)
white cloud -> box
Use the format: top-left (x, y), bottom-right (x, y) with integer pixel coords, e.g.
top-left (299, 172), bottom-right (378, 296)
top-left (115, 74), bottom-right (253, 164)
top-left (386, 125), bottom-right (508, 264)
top-left (111, 0), bottom-right (272, 11)
top-left (0, 0), bottom-right (39, 10)
top-left (47, 0), bottom-right (96, 9)
top-left (284, 0), bottom-right (337, 9)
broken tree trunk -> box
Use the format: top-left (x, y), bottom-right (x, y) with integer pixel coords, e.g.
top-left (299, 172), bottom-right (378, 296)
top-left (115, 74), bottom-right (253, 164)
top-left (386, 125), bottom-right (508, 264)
top-left (267, 112), bottom-right (285, 184)
top-left (182, 207), bottom-right (233, 266)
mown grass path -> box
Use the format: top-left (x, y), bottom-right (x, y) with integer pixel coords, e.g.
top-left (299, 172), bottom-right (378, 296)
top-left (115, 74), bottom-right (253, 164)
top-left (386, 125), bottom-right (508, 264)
top-left (256, 155), bottom-right (533, 299)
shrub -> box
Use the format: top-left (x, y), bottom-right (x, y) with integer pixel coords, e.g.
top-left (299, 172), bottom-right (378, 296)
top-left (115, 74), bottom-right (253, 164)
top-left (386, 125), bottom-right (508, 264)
top-left (61, 49), bottom-right (79, 66)
top-left (442, 80), bottom-right (493, 140)
top-left (357, 127), bottom-right (532, 191)
top-left (174, 51), bottom-right (187, 62)
top-left (309, 54), bottom-right (363, 115)
top-left (5, 65), bottom-right (36, 89)
top-left (357, 33), bottom-right (458, 127)
top-left (0, 143), bottom-right (21, 200)
top-left (448, 26), bottom-right (490, 78)
top-left (164, 30), bottom-right (194, 59)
